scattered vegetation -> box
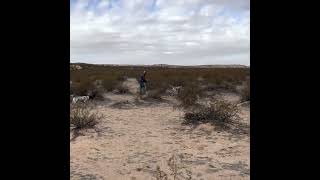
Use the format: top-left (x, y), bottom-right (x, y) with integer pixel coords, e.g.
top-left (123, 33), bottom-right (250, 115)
top-left (70, 63), bottom-right (248, 131)
top-left (70, 103), bottom-right (103, 130)
top-left (155, 154), bottom-right (192, 180)
top-left (88, 88), bottom-right (105, 101)
top-left (240, 79), bottom-right (250, 102)
top-left (155, 166), bottom-right (168, 180)
top-left (176, 83), bottom-right (203, 110)
top-left (114, 84), bottom-right (130, 94)
top-left (144, 89), bottom-right (163, 100)
top-left (70, 63), bottom-right (249, 98)
top-left (183, 100), bottom-right (239, 128)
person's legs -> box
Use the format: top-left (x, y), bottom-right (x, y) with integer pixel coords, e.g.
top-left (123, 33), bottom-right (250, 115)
top-left (141, 86), bottom-right (146, 95)
top-left (143, 83), bottom-right (147, 95)
top-left (140, 82), bottom-right (145, 95)
top-left (140, 84), bottom-right (143, 95)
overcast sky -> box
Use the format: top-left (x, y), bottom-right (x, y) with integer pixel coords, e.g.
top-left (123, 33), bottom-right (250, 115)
top-left (70, 0), bottom-right (250, 65)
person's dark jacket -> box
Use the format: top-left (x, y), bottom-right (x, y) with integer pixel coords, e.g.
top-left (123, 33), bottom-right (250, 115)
top-left (140, 75), bottom-right (147, 83)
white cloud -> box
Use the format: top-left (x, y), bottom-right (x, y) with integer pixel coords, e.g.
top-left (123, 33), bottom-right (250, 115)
top-left (70, 0), bottom-right (250, 65)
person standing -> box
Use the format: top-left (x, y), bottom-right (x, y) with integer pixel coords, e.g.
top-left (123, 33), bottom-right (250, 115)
top-left (139, 71), bottom-right (147, 95)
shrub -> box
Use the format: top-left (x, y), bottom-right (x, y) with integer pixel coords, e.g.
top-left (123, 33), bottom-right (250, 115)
top-left (176, 83), bottom-right (203, 109)
top-left (144, 89), bottom-right (163, 100)
top-left (116, 74), bottom-right (126, 81)
top-left (155, 166), bottom-right (168, 180)
top-left (87, 88), bottom-right (105, 101)
top-left (70, 63), bottom-right (250, 96)
top-left (70, 103), bottom-right (103, 129)
top-left (223, 82), bottom-right (238, 93)
top-left (72, 80), bottom-right (94, 96)
top-left (183, 100), bottom-right (239, 128)
top-left (240, 80), bottom-right (250, 102)
top-left (114, 84), bottom-right (130, 94)
top-left (155, 154), bottom-right (192, 180)
top-left (102, 78), bottom-right (118, 92)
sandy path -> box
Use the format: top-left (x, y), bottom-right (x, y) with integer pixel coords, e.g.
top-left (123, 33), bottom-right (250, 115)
top-left (71, 78), bottom-right (250, 180)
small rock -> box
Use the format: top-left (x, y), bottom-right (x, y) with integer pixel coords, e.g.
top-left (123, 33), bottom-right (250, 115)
top-left (136, 168), bottom-right (142, 172)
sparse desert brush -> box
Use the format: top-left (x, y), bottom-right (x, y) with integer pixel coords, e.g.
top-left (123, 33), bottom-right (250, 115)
top-left (155, 154), bottom-right (192, 180)
top-left (70, 63), bottom-right (250, 95)
top-left (87, 88), bottom-right (105, 101)
top-left (72, 80), bottom-right (95, 96)
top-left (155, 166), bottom-right (168, 180)
top-left (114, 84), bottom-right (130, 94)
top-left (168, 77), bottom-right (188, 87)
top-left (183, 100), bottom-right (239, 128)
top-left (240, 80), bottom-right (250, 102)
top-left (101, 78), bottom-right (118, 92)
top-left (70, 103), bottom-right (103, 130)
top-left (144, 89), bottom-right (163, 100)
top-left (176, 83), bottom-right (204, 110)
top-left (116, 74), bottom-right (127, 81)
top-left (71, 79), bottom-right (105, 100)
top-left (223, 82), bottom-right (238, 93)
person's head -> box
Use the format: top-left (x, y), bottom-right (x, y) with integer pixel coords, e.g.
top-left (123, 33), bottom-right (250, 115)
top-left (143, 71), bottom-right (146, 75)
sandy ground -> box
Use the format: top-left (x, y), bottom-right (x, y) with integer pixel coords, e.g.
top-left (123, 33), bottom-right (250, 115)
top-left (70, 79), bottom-right (250, 180)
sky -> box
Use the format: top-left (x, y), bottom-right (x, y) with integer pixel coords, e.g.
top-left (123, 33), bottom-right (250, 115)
top-left (70, 0), bottom-right (250, 65)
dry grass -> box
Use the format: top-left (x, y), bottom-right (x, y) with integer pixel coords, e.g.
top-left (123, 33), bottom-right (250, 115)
top-left (155, 166), bottom-right (168, 180)
top-left (155, 154), bottom-right (192, 180)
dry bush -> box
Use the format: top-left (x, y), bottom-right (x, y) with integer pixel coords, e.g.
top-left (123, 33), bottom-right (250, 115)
top-left (114, 84), bottom-right (130, 94)
top-left (184, 100), bottom-right (239, 128)
top-left (72, 80), bottom-right (94, 96)
top-left (155, 154), bottom-right (192, 180)
top-left (71, 79), bottom-right (105, 100)
top-left (144, 89), bottom-right (164, 100)
top-left (240, 80), bottom-right (250, 102)
top-left (223, 82), bottom-right (238, 93)
top-left (102, 78), bottom-right (118, 92)
top-left (116, 75), bottom-right (125, 81)
top-left (168, 155), bottom-right (179, 180)
top-left (70, 103), bottom-right (103, 130)
top-left (87, 88), bottom-right (105, 101)
top-left (70, 63), bottom-right (249, 96)
top-left (156, 166), bottom-right (168, 180)
top-left (176, 83), bottom-right (203, 110)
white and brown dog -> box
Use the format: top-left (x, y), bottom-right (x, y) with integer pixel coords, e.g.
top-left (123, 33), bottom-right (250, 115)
top-left (71, 95), bottom-right (90, 104)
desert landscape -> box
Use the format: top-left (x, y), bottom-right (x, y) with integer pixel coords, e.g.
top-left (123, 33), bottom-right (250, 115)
top-left (70, 63), bottom-right (250, 180)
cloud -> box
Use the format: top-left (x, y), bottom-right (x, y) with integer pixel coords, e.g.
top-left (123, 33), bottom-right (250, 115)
top-left (70, 0), bottom-right (250, 65)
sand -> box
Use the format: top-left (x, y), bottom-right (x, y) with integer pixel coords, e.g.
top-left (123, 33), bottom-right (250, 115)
top-left (70, 79), bottom-right (250, 180)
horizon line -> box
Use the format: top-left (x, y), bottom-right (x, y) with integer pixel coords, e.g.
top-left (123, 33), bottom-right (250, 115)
top-left (70, 62), bottom-right (250, 67)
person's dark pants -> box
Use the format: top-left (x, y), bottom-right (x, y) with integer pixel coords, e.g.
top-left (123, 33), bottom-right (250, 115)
top-left (140, 82), bottom-right (146, 95)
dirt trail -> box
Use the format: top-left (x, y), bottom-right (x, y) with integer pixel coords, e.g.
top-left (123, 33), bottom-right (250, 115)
top-left (70, 79), bottom-right (250, 180)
